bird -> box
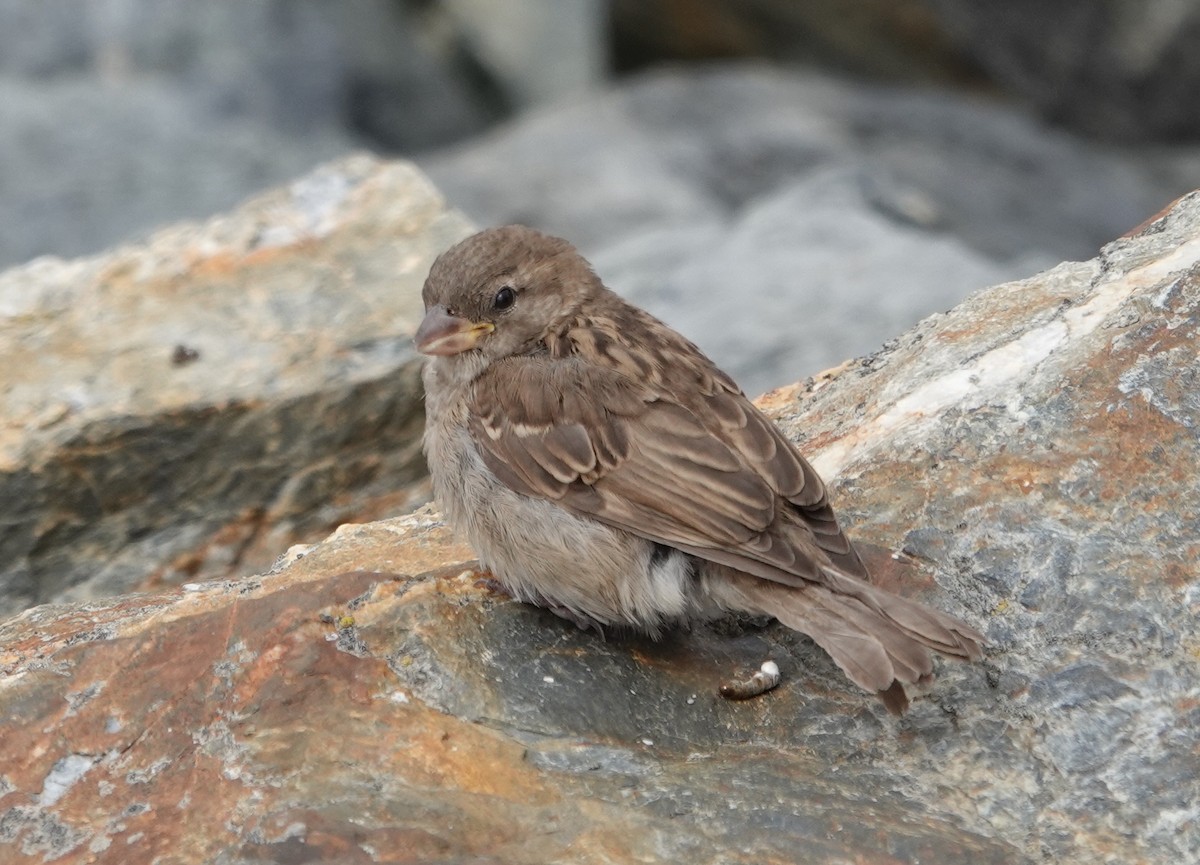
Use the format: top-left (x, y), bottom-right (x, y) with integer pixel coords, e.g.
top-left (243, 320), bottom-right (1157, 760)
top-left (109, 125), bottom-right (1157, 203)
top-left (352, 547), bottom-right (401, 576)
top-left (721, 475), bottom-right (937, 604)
top-left (415, 224), bottom-right (984, 714)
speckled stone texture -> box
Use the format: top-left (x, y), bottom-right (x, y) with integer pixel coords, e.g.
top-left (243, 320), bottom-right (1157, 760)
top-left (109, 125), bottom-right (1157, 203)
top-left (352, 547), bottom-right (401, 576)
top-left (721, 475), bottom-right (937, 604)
top-left (2, 191), bottom-right (1197, 863)
top-left (0, 155), bottom-right (473, 618)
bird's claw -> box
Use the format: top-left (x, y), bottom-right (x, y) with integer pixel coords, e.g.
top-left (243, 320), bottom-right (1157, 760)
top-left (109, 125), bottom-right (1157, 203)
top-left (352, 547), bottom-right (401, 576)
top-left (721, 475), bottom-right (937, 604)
top-left (473, 573), bottom-right (511, 596)
top-left (548, 605), bottom-right (607, 640)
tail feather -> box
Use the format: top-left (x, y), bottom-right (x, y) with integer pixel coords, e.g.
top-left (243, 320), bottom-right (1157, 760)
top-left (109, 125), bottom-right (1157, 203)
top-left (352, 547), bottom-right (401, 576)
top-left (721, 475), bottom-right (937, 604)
top-left (810, 588), bottom-right (934, 684)
top-left (772, 597), bottom-right (896, 693)
top-left (707, 567), bottom-right (985, 714)
top-left (836, 574), bottom-right (985, 663)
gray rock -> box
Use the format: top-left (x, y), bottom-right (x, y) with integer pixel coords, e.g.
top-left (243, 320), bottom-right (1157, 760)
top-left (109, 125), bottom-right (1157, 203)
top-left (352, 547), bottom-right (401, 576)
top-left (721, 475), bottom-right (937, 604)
top-left (590, 167), bottom-right (1013, 394)
top-left (928, 0), bottom-right (1200, 141)
top-left (609, 0), bottom-right (968, 81)
top-left (0, 0), bottom-right (499, 268)
top-left (608, 0), bottom-right (1200, 143)
top-left (440, 0), bottom-right (606, 104)
top-left (398, 187), bottom-right (1200, 862)
top-left (423, 64), bottom-right (1190, 391)
top-left (0, 155), bottom-right (473, 618)
top-left (0, 75), bottom-right (354, 270)
top-left (330, 0), bottom-right (511, 151)
top-left (0, 0), bottom-right (347, 129)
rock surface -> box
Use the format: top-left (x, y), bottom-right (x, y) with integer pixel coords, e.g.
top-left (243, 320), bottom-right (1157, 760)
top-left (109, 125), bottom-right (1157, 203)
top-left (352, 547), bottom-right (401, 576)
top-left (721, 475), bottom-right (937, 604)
top-left (0, 155), bottom-right (472, 618)
top-left (928, 0), bottom-right (1200, 141)
top-left (422, 64), bottom-right (1196, 392)
top-left (3, 188), bottom-right (1198, 863)
top-left (610, 0), bottom-right (970, 82)
top-left (0, 0), bottom-right (602, 270)
top-left (610, 0), bottom-right (1200, 143)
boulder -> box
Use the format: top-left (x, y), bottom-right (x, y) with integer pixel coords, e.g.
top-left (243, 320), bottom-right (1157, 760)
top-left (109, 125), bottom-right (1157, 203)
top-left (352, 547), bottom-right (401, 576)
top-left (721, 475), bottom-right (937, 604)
top-left (609, 0), bottom-right (968, 82)
top-left (0, 0), bottom-right (512, 269)
top-left (928, 0), bottom-right (1200, 141)
top-left (0, 154), bottom-right (472, 618)
top-left (2, 186), bottom-right (1197, 863)
top-left (0, 74), bottom-right (354, 272)
top-left (608, 0), bottom-right (1200, 143)
top-left (422, 64), bottom-right (1194, 392)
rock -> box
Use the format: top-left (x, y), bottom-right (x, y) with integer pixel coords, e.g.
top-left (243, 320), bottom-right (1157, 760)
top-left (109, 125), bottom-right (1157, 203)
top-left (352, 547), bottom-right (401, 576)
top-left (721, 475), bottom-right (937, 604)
top-left (608, 0), bottom-right (1200, 143)
top-left (610, 0), bottom-right (970, 83)
top-left (3, 188), bottom-right (1198, 863)
top-left (0, 0), bottom-right (501, 269)
top-left (0, 1), bottom-right (348, 130)
top-left (927, 0), bottom-right (1200, 141)
top-left (439, 0), bottom-right (607, 105)
top-left (421, 64), bottom-right (1193, 392)
top-left (0, 511), bottom-right (1021, 865)
top-left (587, 168), bottom-right (1014, 397)
top-left (330, 0), bottom-right (511, 152)
top-left (0, 74), bottom-right (355, 271)
top-left (0, 154), bottom-right (473, 618)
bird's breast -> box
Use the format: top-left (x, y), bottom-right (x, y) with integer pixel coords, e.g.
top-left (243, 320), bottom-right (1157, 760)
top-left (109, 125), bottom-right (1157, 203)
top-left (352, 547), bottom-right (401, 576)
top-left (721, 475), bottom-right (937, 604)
top-left (422, 404), bottom-right (698, 632)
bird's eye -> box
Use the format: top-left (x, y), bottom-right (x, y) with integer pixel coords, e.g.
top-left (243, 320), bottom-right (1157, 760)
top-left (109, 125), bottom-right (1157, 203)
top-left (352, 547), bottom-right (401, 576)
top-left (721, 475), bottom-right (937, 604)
top-left (493, 287), bottom-right (517, 311)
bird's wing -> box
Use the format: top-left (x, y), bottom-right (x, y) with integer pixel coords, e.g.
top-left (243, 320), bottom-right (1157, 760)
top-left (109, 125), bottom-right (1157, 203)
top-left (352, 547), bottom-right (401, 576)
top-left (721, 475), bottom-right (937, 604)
top-left (467, 353), bottom-right (867, 587)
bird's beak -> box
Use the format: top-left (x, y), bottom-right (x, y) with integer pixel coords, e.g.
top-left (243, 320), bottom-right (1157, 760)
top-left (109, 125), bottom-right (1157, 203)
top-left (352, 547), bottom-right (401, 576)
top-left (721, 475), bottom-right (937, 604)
top-left (414, 305), bottom-right (495, 356)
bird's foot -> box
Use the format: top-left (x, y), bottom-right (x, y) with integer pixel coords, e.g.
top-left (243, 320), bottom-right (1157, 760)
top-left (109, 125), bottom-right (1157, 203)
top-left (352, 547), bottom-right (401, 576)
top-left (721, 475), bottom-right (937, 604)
top-left (473, 572), bottom-right (512, 597)
top-left (546, 604), bottom-right (607, 641)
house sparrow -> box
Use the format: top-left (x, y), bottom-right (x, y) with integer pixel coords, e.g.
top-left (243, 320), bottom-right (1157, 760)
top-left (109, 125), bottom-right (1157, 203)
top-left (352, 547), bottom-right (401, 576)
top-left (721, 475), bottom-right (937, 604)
top-left (416, 225), bottom-right (984, 713)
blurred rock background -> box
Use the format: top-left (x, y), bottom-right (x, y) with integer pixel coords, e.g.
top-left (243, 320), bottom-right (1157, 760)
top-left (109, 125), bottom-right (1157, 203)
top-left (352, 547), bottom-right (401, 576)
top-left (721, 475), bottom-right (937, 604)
top-left (3, 0), bottom-right (1198, 389)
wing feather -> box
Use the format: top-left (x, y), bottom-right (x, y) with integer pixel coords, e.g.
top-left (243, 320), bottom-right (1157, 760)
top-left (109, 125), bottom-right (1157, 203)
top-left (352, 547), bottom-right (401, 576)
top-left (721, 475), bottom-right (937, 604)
top-left (467, 351), bottom-right (861, 587)
top-left (540, 423), bottom-right (597, 477)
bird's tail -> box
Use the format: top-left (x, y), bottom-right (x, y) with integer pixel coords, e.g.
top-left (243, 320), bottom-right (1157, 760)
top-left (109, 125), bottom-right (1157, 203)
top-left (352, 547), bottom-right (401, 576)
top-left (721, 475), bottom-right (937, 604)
top-left (706, 568), bottom-right (984, 714)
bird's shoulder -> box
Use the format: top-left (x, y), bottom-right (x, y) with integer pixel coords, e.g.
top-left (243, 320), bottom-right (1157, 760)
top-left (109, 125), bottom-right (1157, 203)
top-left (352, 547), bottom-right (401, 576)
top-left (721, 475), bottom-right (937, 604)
top-left (554, 297), bottom-right (741, 403)
top-left (469, 296), bottom-right (741, 438)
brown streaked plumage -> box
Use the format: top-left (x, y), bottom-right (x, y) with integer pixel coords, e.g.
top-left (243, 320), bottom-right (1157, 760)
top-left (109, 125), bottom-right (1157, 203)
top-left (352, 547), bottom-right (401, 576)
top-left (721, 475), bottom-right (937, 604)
top-left (416, 224), bottom-right (984, 714)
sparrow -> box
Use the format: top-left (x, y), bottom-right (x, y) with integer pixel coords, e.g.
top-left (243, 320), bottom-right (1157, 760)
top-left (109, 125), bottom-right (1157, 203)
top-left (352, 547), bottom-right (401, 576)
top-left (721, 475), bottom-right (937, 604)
top-left (415, 225), bottom-right (984, 713)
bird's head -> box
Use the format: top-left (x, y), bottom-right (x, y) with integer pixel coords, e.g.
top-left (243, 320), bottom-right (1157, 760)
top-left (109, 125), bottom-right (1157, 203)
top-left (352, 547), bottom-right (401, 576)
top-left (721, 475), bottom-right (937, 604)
top-left (415, 225), bottom-right (601, 361)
